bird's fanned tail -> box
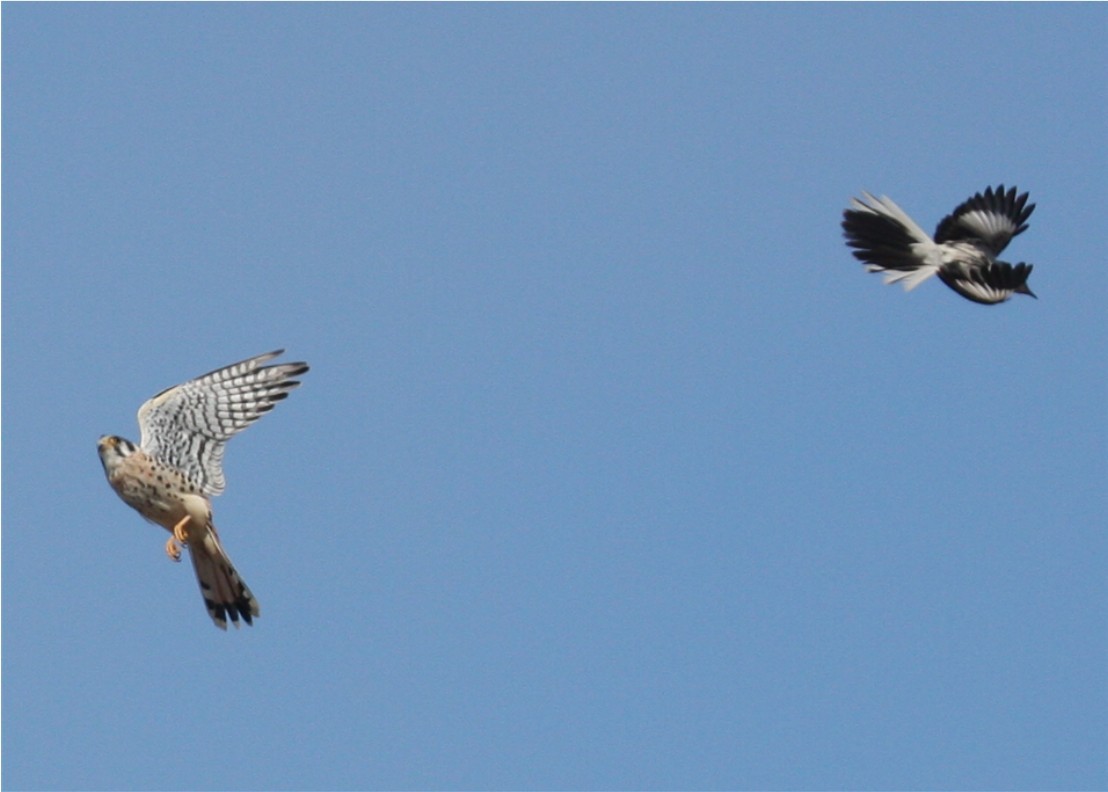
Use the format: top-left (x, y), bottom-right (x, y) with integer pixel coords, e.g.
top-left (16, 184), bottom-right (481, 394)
top-left (842, 193), bottom-right (941, 291)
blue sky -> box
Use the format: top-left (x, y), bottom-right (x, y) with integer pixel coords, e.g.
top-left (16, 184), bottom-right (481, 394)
top-left (3, 4), bottom-right (1105, 790)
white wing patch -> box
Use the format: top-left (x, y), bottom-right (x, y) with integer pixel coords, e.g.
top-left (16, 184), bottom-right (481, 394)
top-left (945, 275), bottom-right (1007, 304)
top-left (933, 185), bottom-right (1034, 257)
top-left (951, 209), bottom-right (1020, 249)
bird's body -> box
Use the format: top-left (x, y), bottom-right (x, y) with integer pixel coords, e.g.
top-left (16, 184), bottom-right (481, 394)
top-left (842, 185), bottom-right (1036, 304)
top-left (98, 350), bottom-right (308, 629)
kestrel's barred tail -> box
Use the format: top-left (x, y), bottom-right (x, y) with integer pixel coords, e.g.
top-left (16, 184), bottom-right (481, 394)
top-left (188, 521), bottom-right (260, 630)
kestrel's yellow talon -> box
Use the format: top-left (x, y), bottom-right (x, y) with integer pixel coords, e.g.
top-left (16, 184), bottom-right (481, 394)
top-left (172, 515), bottom-right (191, 545)
top-left (165, 536), bottom-right (182, 563)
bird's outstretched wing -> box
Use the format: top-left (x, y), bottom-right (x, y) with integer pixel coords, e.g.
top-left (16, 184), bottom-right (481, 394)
top-left (937, 261), bottom-right (1036, 305)
top-left (137, 350), bottom-right (309, 496)
top-left (933, 185), bottom-right (1034, 256)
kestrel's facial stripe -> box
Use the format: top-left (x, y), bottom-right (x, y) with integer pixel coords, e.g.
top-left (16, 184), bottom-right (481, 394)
top-left (101, 436), bottom-right (137, 454)
top-left (98, 435), bottom-right (133, 454)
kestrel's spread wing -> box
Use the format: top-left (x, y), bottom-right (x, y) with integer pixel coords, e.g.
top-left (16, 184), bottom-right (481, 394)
top-left (99, 350), bottom-right (309, 629)
top-left (138, 350), bottom-right (309, 496)
top-left (842, 185), bottom-right (1037, 305)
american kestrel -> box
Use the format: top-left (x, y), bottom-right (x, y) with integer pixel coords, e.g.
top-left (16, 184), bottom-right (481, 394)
top-left (97, 350), bottom-right (309, 629)
top-left (842, 185), bottom-right (1037, 304)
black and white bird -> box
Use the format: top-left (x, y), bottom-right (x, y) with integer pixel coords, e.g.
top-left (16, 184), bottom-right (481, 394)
top-left (842, 185), bottom-right (1037, 304)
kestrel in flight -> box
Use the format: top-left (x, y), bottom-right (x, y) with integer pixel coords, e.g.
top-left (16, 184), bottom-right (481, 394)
top-left (842, 185), bottom-right (1037, 304)
top-left (98, 350), bottom-right (309, 629)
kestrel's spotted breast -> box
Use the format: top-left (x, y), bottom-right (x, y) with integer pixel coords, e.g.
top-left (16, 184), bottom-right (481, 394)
top-left (102, 438), bottom-right (203, 520)
top-left (98, 350), bottom-right (309, 629)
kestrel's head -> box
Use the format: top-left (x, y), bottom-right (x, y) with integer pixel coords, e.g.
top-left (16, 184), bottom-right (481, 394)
top-left (97, 435), bottom-right (138, 475)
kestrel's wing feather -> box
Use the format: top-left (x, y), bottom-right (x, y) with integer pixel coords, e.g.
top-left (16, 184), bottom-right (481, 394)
top-left (137, 350), bottom-right (309, 496)
top-left (933, 185), bottom-right (1034, 256)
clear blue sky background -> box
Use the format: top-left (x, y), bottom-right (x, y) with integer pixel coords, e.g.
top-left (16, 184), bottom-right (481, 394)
top-left (3, 5), bottom-right (1105, 790)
